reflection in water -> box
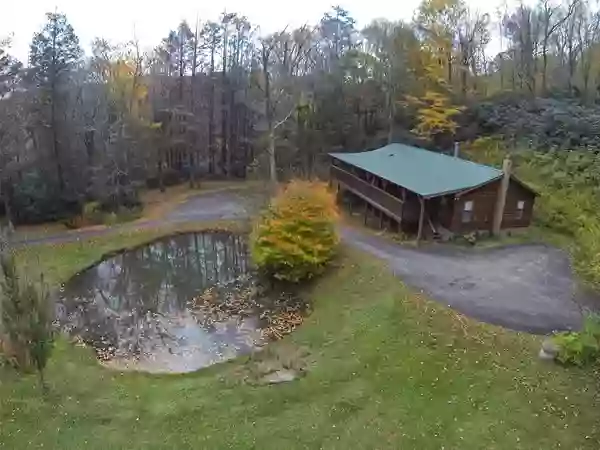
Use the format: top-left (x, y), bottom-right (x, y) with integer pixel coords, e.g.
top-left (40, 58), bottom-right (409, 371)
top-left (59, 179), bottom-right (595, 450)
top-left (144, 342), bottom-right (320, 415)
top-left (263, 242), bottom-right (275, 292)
top-left (58, 232), bottom-right (263, 373)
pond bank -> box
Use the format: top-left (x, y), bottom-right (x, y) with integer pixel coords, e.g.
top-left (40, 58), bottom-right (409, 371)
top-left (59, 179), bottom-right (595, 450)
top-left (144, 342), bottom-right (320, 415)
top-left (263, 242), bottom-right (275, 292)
top-left (57, 231), bottom-right (309, 373)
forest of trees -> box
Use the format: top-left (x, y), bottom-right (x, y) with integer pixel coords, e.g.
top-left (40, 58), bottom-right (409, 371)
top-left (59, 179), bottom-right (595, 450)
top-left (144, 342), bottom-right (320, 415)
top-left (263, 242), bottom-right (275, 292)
top-left (2, 0), bottom-right (600, 225)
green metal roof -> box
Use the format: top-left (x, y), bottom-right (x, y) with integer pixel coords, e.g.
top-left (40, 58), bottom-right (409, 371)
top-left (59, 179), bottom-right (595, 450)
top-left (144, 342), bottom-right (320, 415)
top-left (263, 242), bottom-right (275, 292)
top-left (330, 143), bottom-right (504, 198)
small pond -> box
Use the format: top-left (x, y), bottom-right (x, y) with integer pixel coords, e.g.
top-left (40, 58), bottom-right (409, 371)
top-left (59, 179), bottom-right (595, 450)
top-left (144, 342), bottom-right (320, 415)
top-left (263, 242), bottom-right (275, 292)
top-left (57, 231), bottom-right (304, 374)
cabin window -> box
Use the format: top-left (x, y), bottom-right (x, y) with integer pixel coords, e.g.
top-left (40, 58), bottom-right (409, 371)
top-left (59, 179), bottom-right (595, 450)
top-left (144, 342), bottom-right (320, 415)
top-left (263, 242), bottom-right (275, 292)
top-left (462, 200), bottom-right (474, 223)
top-left (517, 200), bottom-right (526, 220)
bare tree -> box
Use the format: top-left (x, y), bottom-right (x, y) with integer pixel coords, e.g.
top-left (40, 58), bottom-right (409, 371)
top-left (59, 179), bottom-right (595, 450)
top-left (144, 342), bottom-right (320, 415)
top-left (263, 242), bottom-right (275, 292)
top-left (457, 9), bottom-right (491, 97)
top-left (575, 3), bottom-right (599, 100)
top-left (254, 28), bottom-right (314, 184)
top-left (504, 5), bottom-right (541, 94)
top-left (199, 21), bottom-right (222, 174)
top-left (538, 0), bottom-right (579, 95)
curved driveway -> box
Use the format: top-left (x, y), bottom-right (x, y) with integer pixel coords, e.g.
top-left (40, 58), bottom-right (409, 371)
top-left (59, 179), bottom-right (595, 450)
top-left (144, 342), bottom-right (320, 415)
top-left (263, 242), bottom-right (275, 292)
top-left (342, 228), bottom-right (587, 334)
top-left (16, 190), bottom-right (592, 334)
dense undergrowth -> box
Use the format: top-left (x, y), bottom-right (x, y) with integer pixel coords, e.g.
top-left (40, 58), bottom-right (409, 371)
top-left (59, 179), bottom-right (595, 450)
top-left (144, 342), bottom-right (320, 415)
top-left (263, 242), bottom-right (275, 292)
top-left (466, 96), bottom-right (600, 150)
top-left (465, 137), bottom-right (600, 288)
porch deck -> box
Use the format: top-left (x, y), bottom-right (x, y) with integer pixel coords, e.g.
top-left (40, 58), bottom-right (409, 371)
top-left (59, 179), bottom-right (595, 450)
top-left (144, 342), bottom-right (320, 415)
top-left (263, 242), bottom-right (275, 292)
top-left (330, 165), bottom-right (404, 223)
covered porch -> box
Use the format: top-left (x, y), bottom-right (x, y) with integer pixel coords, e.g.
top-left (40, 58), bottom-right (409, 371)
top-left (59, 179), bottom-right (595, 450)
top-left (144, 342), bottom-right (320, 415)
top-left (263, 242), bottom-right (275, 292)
top-left (330, 160), bottom-right (452, 241)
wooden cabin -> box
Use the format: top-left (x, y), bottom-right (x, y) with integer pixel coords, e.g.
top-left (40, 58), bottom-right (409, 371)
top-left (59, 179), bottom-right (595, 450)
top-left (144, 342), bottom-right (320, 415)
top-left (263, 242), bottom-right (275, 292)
top-left (330, 143), bottom-right (537, 241)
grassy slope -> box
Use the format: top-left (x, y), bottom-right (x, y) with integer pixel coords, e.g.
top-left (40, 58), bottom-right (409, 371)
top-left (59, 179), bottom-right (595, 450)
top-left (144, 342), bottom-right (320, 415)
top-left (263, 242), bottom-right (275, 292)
top-left (1, 227), bottom-right (599, 449)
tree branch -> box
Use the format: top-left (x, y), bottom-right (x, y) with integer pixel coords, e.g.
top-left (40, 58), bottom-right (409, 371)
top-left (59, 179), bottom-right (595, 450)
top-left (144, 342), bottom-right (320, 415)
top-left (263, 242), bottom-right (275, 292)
top-left (273, 105), bottom-right (296, 130)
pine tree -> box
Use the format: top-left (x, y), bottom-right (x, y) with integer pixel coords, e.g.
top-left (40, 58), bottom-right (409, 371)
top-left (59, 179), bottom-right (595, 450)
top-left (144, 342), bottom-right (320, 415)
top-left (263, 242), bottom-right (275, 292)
top-left (29, 12), bottom-right (82, 194)
top-left (0, 233), bottom-right (54, 394)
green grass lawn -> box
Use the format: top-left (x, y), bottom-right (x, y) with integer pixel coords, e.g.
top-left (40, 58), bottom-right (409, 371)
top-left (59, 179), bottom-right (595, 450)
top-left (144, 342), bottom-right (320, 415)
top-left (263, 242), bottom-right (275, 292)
top-left (1, 225), bottom-right (599, 449)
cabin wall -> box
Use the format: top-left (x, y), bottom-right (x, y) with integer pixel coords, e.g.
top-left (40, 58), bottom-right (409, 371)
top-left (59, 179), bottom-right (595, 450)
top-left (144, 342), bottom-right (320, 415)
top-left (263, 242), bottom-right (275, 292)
top-left (450, 179), bottom-right (535, 234)
top-left (501, 181), bottom-right (536, 228)
top-left (451, 181), bottom-right (498, 233)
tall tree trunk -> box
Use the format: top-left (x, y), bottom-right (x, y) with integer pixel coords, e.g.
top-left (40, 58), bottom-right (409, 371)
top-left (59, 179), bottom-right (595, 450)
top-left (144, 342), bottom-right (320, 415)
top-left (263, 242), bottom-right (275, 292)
top-left (1, 180), bottom-right (15, 230)
top-left (542, 18), bottom-right (551, 96)
top-left (241, 96), bottom-right (249, 178)
top-left (188, 146), bottom-right (195, 188)
top-left (583, 54), bottom-right (592, 102)
top-left (221, 24), bottom-right (229, 176)
top-left (460, 56), bottom-right (468, 99)
top-left (50, 88), bottom-right (64, 193)
top-left (38, 367), bottom-right (48, 396)
top-left (542, 46), bottom-right (548, 95)
top-left (227, 75), bottom-right (235, 177)
top-left (50, 21), bottom-right (65, 194)
top-left (190, 20), bottom-right (199, 185)
top-left (208, 39), bottom-right (216, 175)
top-left (263, 45), bottom-right (275, 186)
top-left (191, 21), bottom-right (198, 112)
top-left (178, 34), bottom-right (184, 103)
top-left (568, 50), bottom-right (575, 94)
top-left (158, 156), bottom-right (165, 193)
top-left (387, 89), bottom-right (394, 144)
top-left (227, 31), bottom-right (242, 178)
top-left (268, 128), bottom-right (276, 186)
top-left (156, 128), bottom-right (165, 193)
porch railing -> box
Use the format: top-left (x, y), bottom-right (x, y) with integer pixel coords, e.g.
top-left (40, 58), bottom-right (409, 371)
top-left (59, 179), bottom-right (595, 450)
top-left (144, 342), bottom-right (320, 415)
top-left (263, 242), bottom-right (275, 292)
top-left (331, 165), bottom-right (404, 221)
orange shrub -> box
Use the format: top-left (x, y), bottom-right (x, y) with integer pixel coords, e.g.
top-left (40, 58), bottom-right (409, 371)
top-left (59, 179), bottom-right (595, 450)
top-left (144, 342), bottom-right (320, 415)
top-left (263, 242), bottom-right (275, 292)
top-left (251, 180), bottom-right (339, 282)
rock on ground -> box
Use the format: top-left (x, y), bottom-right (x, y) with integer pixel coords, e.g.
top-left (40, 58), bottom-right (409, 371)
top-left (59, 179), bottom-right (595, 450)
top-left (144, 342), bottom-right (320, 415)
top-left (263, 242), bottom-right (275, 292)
top-left (262, 369), bottom-right (298, 384)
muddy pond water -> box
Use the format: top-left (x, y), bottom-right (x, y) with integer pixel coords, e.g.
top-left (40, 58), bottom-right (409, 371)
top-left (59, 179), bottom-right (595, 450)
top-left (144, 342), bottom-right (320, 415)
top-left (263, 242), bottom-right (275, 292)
top-left (57, 231), bottom-right (292, 374)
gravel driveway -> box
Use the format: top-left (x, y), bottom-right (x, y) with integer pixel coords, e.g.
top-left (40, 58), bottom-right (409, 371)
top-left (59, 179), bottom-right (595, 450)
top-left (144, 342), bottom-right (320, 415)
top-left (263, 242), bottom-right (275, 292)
top-left (14, 190), bottom-right (592, 334)
top-left (342, 227), bottom-right (587, 334)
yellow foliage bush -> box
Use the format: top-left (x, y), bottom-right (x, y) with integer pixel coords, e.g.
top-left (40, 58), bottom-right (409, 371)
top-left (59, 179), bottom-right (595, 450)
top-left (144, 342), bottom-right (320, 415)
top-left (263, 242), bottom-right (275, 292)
top-left (251, 180), bottom-right (339, 282)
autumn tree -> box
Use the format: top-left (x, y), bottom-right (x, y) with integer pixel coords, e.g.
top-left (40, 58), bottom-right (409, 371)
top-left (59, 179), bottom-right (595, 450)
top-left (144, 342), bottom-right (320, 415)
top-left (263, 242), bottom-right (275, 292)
top-left (89, 38), bottom-right (153, 208)
top-left (408, 91), bottom-right (463, 145)
top-left (416, 0), bottom-right (466, 85)
top-left (362, 20), bottom-right (421, 142)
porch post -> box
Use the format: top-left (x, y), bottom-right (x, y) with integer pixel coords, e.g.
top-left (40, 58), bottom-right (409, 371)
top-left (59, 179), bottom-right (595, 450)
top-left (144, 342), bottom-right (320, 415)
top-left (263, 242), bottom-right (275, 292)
top-left (400, 188), bottom-right (407, 225)
top-left (417, 196), bottom-right (425, 245)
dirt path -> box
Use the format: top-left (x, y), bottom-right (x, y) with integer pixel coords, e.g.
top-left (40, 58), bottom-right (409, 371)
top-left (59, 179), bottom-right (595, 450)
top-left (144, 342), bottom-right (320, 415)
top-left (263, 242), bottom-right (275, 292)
top-left (14, 190), bottom-right (590, 334)
top-left (12, 190), bottom-right (254, 247)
